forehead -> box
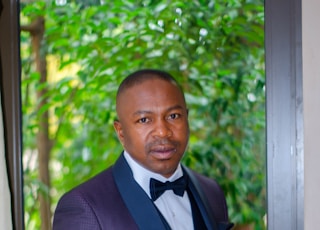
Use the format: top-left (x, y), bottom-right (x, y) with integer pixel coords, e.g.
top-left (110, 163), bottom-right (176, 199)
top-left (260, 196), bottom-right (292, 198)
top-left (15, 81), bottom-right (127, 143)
top-left (117, 73), bottom-right (179, 96)
top-left (118, 76), bottom-right (183, 97)
top-left (116, 78), bottom-right (186, 114)
top-left (132, 77), bottom-right (176, 90)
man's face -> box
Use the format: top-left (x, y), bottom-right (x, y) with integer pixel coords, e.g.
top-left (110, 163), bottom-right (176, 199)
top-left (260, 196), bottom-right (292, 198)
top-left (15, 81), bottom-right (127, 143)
top-left (114, 78), bottom-right (189, 178)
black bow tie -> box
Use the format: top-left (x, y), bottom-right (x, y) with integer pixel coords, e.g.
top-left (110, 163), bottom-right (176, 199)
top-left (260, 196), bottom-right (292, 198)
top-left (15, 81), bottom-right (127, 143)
top-left (149, 175), bottom-right (187, 201)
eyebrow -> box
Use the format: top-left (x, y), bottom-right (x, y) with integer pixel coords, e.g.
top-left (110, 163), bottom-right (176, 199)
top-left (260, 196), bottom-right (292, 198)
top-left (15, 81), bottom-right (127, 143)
top-left (132, 105), bottom-right (185, 116)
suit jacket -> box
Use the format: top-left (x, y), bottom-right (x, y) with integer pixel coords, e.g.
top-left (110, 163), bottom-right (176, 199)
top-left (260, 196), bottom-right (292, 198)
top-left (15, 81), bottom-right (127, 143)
top-left (53, 153), bottom-right (233, 230)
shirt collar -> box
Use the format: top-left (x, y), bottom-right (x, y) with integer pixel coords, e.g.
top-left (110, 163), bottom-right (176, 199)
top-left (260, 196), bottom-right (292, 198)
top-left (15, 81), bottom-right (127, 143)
top-left (123, 150), bottom-right (183, 199)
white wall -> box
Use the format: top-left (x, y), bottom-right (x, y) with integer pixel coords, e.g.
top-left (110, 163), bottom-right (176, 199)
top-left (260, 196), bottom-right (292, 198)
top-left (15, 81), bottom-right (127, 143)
top-left (302, 0), bottom-right (320, 228)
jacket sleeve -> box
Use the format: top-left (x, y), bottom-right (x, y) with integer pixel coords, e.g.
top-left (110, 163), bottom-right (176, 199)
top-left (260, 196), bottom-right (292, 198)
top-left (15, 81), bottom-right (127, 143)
top-left (52, 190), bottom-right (101, 230)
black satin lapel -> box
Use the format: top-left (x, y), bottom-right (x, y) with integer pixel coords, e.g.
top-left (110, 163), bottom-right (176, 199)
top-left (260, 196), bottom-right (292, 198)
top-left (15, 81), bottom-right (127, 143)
top-left (183, 166), bottom-right (218, 230)
top-left (218, 222), bottom-right (234, 230)
top-left (154, 205), bottom-right (172, 230)
top-left (112, 153), bottom-right (166, 230)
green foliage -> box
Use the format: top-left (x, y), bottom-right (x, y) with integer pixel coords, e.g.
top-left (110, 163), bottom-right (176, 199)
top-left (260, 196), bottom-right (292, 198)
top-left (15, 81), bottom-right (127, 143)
top-left (21, 0), bottom-right (265, 228)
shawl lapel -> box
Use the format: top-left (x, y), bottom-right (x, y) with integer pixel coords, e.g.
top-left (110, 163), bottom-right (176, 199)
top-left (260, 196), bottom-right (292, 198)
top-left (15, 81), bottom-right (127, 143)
top-left (183, 166), bottom-right (219, 230)
top-left (112, 154), bottom-right (167, 230)
top-left (183, 166), bottom-right (233, 230)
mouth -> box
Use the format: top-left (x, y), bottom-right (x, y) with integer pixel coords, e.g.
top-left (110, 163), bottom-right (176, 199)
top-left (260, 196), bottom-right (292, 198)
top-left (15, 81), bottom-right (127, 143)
top-left (149, 145), bottom-right (177, 160)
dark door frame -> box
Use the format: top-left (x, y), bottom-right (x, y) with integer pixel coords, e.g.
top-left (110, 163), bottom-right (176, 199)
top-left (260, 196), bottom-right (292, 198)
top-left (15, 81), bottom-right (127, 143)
top-left (0, 0), bottom-right (24, 229)
top-left (0, 0), bottom-right (304, 229)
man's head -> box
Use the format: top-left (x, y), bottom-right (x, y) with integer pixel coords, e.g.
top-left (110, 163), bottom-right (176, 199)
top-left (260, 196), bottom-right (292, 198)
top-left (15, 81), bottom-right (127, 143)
top-left (114, 69), bottom-right (189, 178)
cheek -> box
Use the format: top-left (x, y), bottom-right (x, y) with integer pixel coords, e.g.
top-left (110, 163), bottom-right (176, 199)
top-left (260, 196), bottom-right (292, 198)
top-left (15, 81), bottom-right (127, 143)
top-left (123, 126), bottom-right (148, 147)
top-left (175, 123), bottom-right (189, 137)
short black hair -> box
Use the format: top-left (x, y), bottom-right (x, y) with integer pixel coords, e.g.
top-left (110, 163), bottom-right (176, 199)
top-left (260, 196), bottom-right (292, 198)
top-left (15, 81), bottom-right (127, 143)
top-left (116, 69), bottom-right (183, 98)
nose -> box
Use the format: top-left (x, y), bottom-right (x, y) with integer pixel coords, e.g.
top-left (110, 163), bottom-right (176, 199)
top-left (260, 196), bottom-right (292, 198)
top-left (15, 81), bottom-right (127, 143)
top-left (152, 119), bottom-right (172, 138)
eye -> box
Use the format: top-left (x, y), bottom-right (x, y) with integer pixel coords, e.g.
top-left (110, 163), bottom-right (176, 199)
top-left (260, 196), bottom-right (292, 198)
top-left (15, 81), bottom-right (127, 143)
top-left (138, 117), bottom-right (150, 123)
top-left (168, 113), bottom-right (180, 120)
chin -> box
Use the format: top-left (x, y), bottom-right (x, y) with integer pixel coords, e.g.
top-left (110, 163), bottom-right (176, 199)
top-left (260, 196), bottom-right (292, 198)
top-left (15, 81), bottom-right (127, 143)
top-left (155, 165), bottom-right (178, 177)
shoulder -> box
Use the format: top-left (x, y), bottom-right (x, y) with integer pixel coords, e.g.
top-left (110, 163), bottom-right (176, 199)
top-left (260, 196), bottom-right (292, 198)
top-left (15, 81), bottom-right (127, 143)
top-left (53, 167), bottom-right (121, 229)
top-left (58, 167), bottom-right (116, 204)
top-left (68, 167), bottom-right (115, 195)
top-left (53, 165), bottom-right (139, 230)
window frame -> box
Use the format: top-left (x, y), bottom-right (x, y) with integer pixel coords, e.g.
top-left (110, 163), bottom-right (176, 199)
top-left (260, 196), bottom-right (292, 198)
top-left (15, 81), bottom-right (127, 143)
top-left (0, 0), bottom-right (304, 228)
top-left (265, 0), bottom-right (304, 228)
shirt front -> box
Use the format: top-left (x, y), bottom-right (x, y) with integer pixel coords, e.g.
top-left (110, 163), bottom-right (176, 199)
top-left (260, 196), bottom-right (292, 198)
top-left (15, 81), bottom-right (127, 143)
top-left (124, 151), bottom-right (194, 230)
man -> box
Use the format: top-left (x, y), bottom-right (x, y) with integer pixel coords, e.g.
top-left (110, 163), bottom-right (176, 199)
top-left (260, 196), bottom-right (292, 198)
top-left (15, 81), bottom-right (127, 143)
top-left (53, 69), bottom-right (233, 230)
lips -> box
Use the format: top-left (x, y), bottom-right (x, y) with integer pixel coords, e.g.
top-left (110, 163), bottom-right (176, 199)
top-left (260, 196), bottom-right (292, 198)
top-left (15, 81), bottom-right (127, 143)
top-left (150, 145), bottom-right (175, 152)
top-left (149, 147), bottom-right (176, 160)
top-left (146, 140), bottom-right (178, 159)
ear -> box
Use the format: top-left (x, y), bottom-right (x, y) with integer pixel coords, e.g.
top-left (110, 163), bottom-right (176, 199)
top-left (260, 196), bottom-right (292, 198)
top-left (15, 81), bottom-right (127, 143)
top-left (114, 120), bottom-right (125, 145)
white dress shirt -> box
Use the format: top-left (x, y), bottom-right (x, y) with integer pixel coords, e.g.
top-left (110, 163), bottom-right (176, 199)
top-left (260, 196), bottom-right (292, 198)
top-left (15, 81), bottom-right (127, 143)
top-left (124, 151), bottom-right (194, 230)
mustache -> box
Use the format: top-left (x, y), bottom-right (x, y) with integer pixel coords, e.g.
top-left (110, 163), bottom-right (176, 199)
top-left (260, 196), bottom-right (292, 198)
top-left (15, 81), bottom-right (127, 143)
top-left (145, 139), bottom-right (179, 151)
